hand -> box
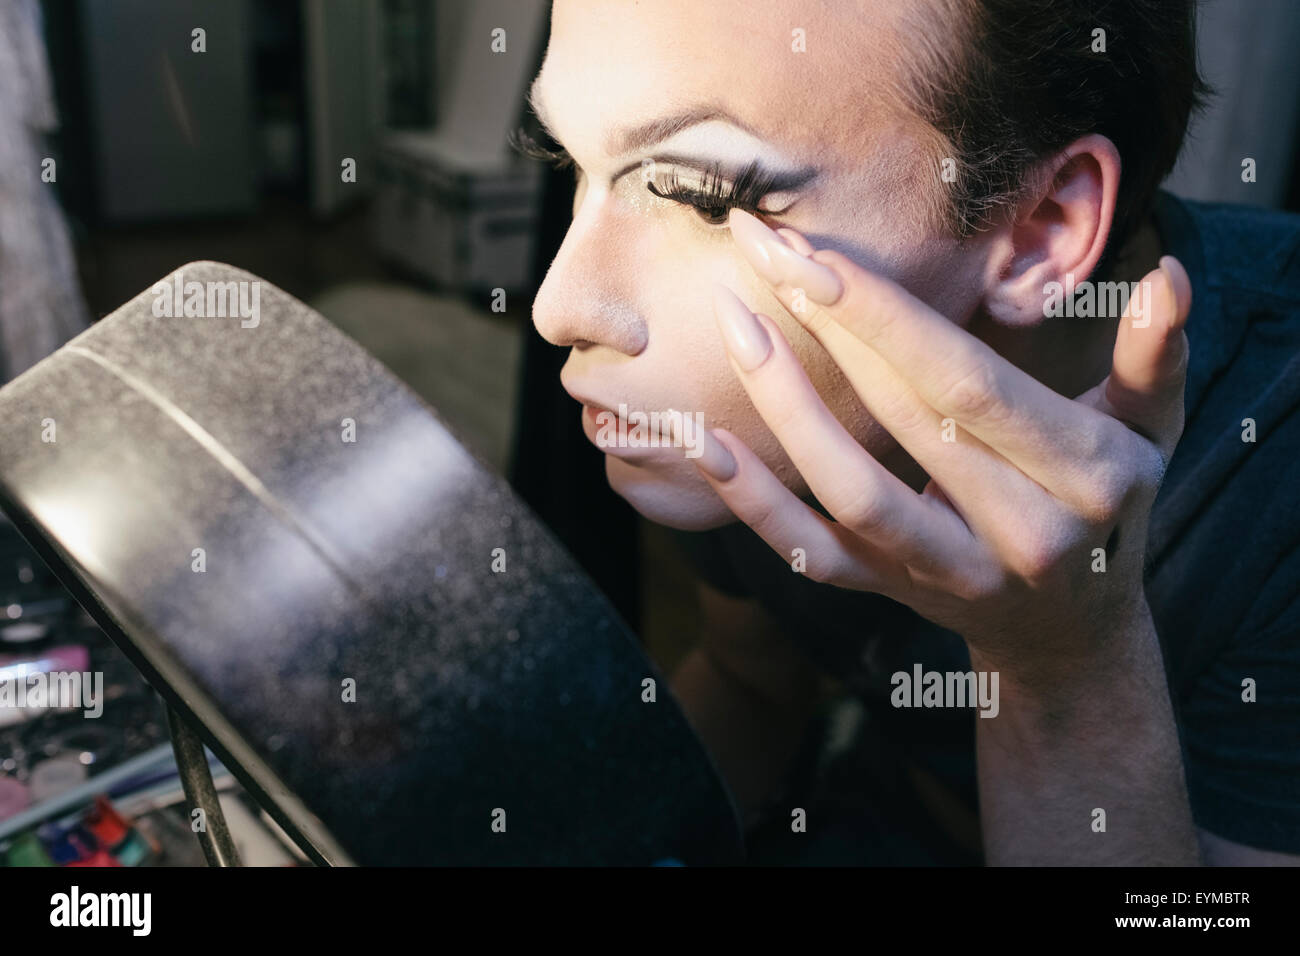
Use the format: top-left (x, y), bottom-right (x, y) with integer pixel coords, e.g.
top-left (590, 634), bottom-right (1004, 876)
top-left (692, 209), bottom-right (1192, 679)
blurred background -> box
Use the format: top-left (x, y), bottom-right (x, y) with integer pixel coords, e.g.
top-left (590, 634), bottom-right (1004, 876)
top-left (1, 0), bottom-right (1299, 863)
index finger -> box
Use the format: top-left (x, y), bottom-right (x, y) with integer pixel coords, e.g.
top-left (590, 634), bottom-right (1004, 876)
top-left (728, 208), bottom-right (1124, 501)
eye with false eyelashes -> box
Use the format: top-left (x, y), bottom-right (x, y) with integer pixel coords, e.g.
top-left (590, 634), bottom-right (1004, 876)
top-left (643, 161), bottom-right (785, 226)
top-left (511, 126), bottom-right (787, 226)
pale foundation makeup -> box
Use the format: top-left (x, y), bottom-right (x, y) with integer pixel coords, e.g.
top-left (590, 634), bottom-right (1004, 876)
top-left (529, 0), bottom-right (993, 531)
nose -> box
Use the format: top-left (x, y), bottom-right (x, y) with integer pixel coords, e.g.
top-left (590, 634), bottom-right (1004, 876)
top-left (531, 197), bottom-right (648, 355)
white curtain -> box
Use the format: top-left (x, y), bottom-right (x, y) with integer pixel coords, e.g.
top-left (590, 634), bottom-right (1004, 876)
top-left (0, 0), bottom-right (90, 383)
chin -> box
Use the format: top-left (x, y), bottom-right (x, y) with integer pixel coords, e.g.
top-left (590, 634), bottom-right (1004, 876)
top-left (603, 456), bottom-right (739, 532)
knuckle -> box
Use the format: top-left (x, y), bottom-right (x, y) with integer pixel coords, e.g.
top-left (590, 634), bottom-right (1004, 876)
top-left (1134, 440), bottom-right (1170, 494)
top-left (757, 383), bottom-right (814, 438)
top-left (761, 395), bottom-right (802, 436)
top-left (1076, 463), bottom-right (1130, 522)
top-left (817, 267), bottom-right (899, 344)
top-left (797, 303), bottom-right (837, 337)
top-left (813, 248), bottom-right (867, 290)
top-left (1074, 427), bottom-right (1142, 520)
top-left (735, 491), bottom-right (782, 540)
top-left (1081, 418), bottom-right (1123, 460)
top-left (938, 361), bottom-right (1004, 424)
top-left (1007, 525), bottom-right (1070, 580)
top-left (877, 389), bottom-right (934, 437)
top-left (802, 553), bottom-right (842, 585)
top-left (832, 482), bottom-right (890, 538)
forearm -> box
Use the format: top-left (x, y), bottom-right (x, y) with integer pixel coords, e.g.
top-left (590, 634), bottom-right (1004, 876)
top-left (971, 605), bottom-right (1200, 865)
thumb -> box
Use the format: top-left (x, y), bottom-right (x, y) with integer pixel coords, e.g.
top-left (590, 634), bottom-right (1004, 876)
top-left (1101, 254), bottom-right (1192, 455)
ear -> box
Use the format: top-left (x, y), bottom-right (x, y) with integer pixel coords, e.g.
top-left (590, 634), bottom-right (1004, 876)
top-left (982, 133), bottom-right (1121, 326)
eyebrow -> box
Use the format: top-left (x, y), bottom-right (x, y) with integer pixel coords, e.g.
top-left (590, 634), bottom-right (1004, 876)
top-left (527, 77), bottom-right (789, 162)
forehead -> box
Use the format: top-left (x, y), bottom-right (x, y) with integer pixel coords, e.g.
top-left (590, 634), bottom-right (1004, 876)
top-left (536, 0), bottom-right (927, 164)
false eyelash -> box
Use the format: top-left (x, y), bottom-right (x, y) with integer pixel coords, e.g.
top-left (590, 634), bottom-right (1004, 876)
top-left (646, 160), bottom-right (783, 223)
top-left (509, 125), bottom-right (785, 223)
top-left (510, 126), bottom-right (574, 170)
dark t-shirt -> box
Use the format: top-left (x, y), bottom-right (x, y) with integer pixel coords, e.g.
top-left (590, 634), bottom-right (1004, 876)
top-left (674, 190), bottom-right (1300, 854)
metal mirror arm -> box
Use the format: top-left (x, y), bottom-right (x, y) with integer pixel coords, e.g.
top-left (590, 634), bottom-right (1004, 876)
top-left (165, 705), bottom-right (243, 867)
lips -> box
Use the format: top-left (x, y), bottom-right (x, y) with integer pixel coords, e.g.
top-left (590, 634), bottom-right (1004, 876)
top-left (574, 395), bottom-right (616, 421)
top-left (562, 383), bottom-right (621, 427)
top-left (562, 376), bottom-right (605, 408)
top-left (584, 401), bottom-right (671, 439)
top-left (563, 382), bottom-right (675, 455)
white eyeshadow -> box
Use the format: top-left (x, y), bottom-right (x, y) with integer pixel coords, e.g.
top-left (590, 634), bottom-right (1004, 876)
top-left (643, 120), bottom-right (802, 176)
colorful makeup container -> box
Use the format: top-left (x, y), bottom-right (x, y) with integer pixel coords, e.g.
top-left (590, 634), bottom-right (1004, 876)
top-left (84, 795), bottom-right (152, 866)
top-left (5, 831), bottom-right (54, 866)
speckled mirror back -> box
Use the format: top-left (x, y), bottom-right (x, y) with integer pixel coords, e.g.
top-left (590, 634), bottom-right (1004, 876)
top-left (0, 262), bottom-right (743, 865)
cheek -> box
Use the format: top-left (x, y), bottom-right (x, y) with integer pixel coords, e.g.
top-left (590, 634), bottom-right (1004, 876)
top-left (636, 275), bottom-right (816, 488)
top-left (611, 216), bottom-right (913, 499)
top-left (780, 316), bottom-right (875, 437)
top-left (646, 278), bottom-right (753, 427)
top-left (743, 311), bottom-right (880, 486)
top-left (698, 294), bottom-right (897, 495)
top-left (637, 239), bottom-right (890, 482)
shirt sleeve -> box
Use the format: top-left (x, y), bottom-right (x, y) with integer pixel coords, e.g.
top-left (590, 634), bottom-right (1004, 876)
top-left (1178, 581), bottom-right (1300, 855)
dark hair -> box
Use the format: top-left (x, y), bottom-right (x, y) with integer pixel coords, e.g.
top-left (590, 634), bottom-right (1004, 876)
top-left (901, 0), bottom-right (1211, 267)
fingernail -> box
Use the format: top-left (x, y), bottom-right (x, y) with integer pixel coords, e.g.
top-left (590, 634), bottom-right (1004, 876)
top-left (728, 209), bottom-right (843, 305)
top-left (712, 283), bottom-right (772, 372)
top-left (695, 428), bottom-right (737, 482)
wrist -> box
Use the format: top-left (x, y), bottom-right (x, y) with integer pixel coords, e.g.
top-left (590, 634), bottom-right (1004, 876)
top-left (968, 599), bottom-right (1161, 725)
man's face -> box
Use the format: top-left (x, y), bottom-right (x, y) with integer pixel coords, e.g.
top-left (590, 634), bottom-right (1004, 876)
top-left (530, 0), bottom-right (992, 530)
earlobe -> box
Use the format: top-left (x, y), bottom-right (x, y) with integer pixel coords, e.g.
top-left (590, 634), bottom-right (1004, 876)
top-left (982, 134), bottom-right (1121, 327)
